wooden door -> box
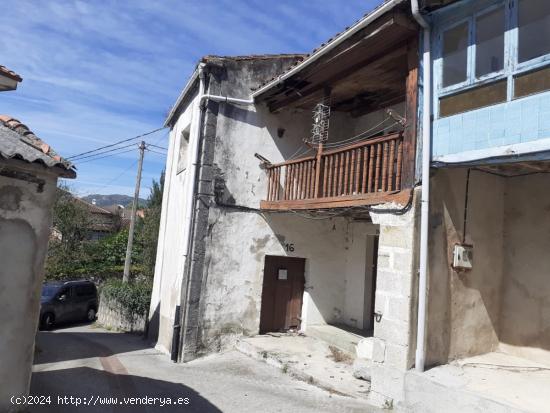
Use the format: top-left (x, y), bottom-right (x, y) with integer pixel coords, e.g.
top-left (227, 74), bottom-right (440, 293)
top-left (259, 256), bottom-right (305, 334)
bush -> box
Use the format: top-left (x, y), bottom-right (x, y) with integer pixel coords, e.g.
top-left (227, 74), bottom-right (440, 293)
top-left (100, 278), bottom-right (152, 319)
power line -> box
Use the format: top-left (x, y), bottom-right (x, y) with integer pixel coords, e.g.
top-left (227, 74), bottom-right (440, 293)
top-left (145, 148), bottom-right (167, 156)
top-left (66, 127), bottom-right (166, 160)
top-left (79, 158), bottom-right (140, 195)
top-left (71, 143), bottom-right (138, 161)
top-left (146, 143), bottom-right (167, 150)
top-left (75, 148), bottom-right (137, 164)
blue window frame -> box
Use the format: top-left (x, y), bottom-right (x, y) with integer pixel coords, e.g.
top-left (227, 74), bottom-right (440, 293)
top-left (433, 0), bottom-right (550, 118)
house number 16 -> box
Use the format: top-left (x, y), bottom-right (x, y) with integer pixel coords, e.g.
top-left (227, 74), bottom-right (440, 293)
top-left (285, 243), bottom-right (295, 252)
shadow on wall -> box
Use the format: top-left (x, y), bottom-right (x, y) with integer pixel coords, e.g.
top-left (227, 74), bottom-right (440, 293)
top-left (147, 302), bottom-right (160, 344)
top-left (498, 174), bottom-right (550, 355)
top-left (30, 367), bottom-right (222, 413)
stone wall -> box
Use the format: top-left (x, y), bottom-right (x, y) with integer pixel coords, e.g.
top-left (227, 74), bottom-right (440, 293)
top-left (367, 188), bottom-right (420, 406)
top-left (98, 295), bottom-right (146, 333)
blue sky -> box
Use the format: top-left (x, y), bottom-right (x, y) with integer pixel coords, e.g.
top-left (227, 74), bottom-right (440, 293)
top-left (1, 0), bottom-right (380, 197)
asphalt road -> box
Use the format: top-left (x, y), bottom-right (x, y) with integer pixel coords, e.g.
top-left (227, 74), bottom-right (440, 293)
top-left (30, 324), bottom-right (378, 413)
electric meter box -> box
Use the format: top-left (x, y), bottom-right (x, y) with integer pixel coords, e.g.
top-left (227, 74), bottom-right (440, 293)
top-left (453, 244), bottom-right (473, 270)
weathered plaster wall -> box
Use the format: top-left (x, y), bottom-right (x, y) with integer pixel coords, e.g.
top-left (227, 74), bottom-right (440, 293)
top-left (499, 174), bottom-right (550, 364)
top-left (153, 56), bottom-right (416, 364)
top-left (192, 58), bottom-right (399, 353)
top-left (149, 90), bottom-right (198, 355)
top-left (198, 211), bottom-right (360, 352)
top-left (426, 168), bottom-right (504, 366)
top-left (0, 162), bottom-right (58, 412)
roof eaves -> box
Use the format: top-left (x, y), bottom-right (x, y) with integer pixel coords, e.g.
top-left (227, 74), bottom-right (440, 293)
top-left (252, 0), bottom-right (407, 99)
top-left (164, 66), bottom-right (200, 128)
top-left (0, 115), bottom-right (76, 178)
top-left (0, 65), bottom-right (22, 82)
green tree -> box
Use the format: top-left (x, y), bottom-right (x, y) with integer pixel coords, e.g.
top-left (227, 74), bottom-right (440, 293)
top-left (45, 187), bottom-right (93, 279)
top-left (139, 171), bottom-right (164, 278)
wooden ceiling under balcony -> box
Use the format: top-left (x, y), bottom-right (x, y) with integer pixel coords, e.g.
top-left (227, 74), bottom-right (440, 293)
top-left (256, 9), bottom-right (419, 116)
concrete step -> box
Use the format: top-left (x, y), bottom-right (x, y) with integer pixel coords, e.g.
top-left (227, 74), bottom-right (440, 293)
top-left (235, 335), bottom-right (371, 400)
top-left (305, 324), bottom-right (369, 356)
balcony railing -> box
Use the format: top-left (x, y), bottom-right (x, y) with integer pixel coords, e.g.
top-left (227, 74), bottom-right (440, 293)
top-left (261, 132), bottom-right (407, 210)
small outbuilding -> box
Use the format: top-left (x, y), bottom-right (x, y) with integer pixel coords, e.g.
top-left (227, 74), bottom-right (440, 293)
top-left (0, 113), bottom-right (76, 412)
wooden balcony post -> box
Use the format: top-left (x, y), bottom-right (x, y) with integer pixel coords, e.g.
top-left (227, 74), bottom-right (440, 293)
top-left (402, 37), bottom-right (419, 188)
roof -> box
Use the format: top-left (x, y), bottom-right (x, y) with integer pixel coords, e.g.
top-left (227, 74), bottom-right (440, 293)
top-left (252, 0), bottom-right (407, 98)
top-left (0, 115), bottom-right (76, 178)
top-left (74, 197), bottom-right (113, 215)
top-left (0, 65), bottom-right (22, 82)
top-left (164, 54), bottom-right (306, 127)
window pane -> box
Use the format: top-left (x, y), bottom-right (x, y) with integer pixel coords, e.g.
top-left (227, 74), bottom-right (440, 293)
top-left (476, 7), bottom-right (504, 77)
top-left (518, 0), bottom-right (550, 63)
top-left (439, 80), bottom-right (507, 117)
top-left (442, 22), bottom-right (469, 87)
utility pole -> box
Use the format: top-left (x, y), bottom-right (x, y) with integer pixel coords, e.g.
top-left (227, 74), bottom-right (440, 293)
top-left (123, 141), bottom-right (146, 283)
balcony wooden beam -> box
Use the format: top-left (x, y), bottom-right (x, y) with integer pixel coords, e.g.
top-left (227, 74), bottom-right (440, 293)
top-left (260, 190), bottom-right (411, 211)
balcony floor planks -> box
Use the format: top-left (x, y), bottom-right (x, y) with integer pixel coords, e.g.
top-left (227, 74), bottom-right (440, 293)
top-left (260, 189), bottom-right (411, 211)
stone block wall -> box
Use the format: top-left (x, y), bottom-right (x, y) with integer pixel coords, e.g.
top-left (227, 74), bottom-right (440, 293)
top-left (98, 296), bottom-right (146, 333)
top-left (368, 189), bottom-right (420, 406)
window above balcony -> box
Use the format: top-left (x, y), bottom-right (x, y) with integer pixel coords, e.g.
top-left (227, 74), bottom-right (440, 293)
top-left (434, 0), bottom-right (550, 118)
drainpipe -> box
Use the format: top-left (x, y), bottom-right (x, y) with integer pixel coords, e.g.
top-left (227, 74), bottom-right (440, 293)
top-left (177, 64), bottom-right (253, 361)
top-left (411, 0), bottom-right (431, 373)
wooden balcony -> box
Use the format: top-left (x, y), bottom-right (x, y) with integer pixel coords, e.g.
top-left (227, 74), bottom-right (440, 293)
top-left (261, 132), bottom-right (411, 210)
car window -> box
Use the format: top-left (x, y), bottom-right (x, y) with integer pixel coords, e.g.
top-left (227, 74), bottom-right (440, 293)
top-left (41, 285), bottom-right (59, 298)
top-left (75, 284), bottom-right (95, 297)
top-left (58, 287), bottom-right (71, 298)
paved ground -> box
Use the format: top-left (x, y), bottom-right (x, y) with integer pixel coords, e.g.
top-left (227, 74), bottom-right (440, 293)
top-left (30, 323), bottom-right (379, 412)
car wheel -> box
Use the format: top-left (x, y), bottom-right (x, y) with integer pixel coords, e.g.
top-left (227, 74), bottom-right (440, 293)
top-left (41, 313), bottom-right (55, 330)
top-left (86, 307), bottom-right (96, 322)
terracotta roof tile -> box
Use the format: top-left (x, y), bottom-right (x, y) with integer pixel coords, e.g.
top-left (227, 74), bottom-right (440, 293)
top-left (0, 115), bottom-right (75, 177)
top-left (0, 65), bottom-right (22, 82)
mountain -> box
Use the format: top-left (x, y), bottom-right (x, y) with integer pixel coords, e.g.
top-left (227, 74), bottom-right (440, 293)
top-left (81, 194), bottom-right (147, 208)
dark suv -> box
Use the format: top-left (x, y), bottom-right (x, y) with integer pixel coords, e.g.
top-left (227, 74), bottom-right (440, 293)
top-left (40, 280), bottom-right (98, 330)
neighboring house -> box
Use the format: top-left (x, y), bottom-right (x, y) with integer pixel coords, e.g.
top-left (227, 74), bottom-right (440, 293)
top-left (76, 197), bottom-right (121, 240)
top-left (401, 1), bottom-right (550, 412)
top-left (51, 194), bottom-right (121, 241)
top-left (0, 106), bottom-right (76, 412)
top-left (150, 0), bottom-right (423, 407)
top-left (103, 203), bottom-right (145, 229)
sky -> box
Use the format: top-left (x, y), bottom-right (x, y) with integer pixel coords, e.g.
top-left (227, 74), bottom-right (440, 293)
top-left (1, 0), bottom-right (381, 197)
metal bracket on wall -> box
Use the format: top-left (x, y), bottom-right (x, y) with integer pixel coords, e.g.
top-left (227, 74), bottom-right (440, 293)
top-left (0, 168), bottom-right (45, 192)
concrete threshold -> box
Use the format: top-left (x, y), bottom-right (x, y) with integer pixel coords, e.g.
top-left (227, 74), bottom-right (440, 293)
top-left (235, 333), bottom-right (370, 399)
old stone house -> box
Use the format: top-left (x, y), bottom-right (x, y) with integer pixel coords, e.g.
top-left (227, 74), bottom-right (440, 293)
top-left (0, 103), bottom-right (76, 412)
top-left (150, 0), bottom-right (424, 407)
